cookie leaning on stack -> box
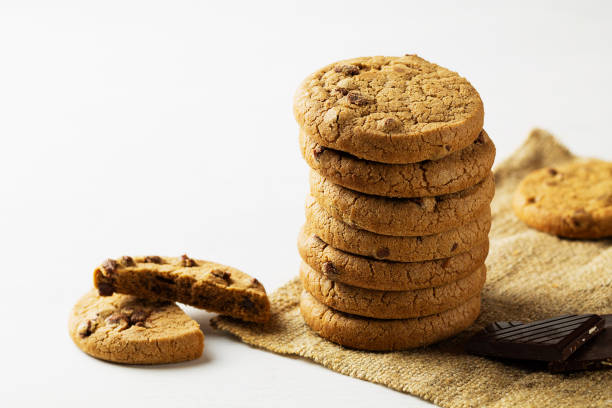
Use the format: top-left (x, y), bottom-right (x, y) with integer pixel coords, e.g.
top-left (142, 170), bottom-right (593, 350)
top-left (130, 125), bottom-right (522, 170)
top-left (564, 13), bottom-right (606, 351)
top-left (293, 55), bottom-right (495, 351)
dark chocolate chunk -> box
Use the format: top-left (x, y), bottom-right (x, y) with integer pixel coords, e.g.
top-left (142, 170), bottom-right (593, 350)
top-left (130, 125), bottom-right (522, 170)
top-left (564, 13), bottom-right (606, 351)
top-left (120, 256), bottom-right (135, 266)
top-left (181, 254), bottom-right (197, 267)
top-left (97, 282), bottom-right (115, 297)
top-left (548, 314), bottom-right (612, 373)
top-left (211, 270), bottom-right (232, 285)
top-left (321, 261), bottom-right (338, 277)
top-left (375, 247), bottom-right (390, 258)
top-left (101, 258), bottom-right (117, 275)
top-left (466, 314), bottom-right (605, 361)
top-left (144, 255), bottom-right (162, 264)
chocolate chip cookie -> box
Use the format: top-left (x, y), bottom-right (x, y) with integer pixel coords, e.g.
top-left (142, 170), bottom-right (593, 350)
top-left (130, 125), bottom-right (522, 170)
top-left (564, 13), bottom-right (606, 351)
top-left (293, 55), bottom-right (484, 164)
top-left (310, 170), bottom-right (495, 236)
top-left (300, 262), bottom-right (486, 319)
top-left (69, 289), bottom-right (204, 364)
top-left (94, 255), bottom-right (270, 323)
top-left (299, 290), bottom-right (481, 351)
top-left (513, 160), bottom-right (612, 238)
top-left (300, 129), bottom-right (495, 198)
top-left (305, 195), bottom-right (491, 262)
top-left (298, 228), bottom-right (489, 291)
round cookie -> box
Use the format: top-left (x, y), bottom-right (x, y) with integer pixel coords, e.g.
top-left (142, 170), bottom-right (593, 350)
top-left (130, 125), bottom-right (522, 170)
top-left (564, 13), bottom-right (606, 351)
top-left (297, 228), bottom-right (489, 291)
top-left (69, 289), bottom-right (204, 364)
top-left (304, 195), bottom-right (492, 262)
top-left (293, 55), bottom-right (484, 164)
top-left (300, 261), bottom-right (486, 319)
top-left (300, 290), bottom-right (481, 351)
top-left (513, 160), bottom-right (612, 238)
top-left (300, 129), bottom-right (495, 198)
top-left (310, 170), bottom-right (495, 236)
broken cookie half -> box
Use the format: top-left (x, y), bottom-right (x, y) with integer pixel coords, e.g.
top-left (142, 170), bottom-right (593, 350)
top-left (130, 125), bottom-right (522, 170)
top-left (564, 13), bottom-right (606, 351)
top-left (69, 289), bottom-right (204, 364)
top-left (93, 255), bottom-right (270, 323)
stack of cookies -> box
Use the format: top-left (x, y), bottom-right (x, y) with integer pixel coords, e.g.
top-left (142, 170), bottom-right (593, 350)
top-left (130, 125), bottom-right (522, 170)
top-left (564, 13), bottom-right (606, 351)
top-left (293, 55), bottom-right (495, 351)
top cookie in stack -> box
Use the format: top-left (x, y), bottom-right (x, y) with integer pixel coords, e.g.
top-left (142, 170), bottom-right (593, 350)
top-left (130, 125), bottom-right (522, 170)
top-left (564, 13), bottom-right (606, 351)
top-left (294, 55), bottom-right (484, 165)
top-left (294, 55), bottom-right (495, 351)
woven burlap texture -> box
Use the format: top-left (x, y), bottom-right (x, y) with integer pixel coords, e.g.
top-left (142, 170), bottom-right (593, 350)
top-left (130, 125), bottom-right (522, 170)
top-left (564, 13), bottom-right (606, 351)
top-left (211, 129), bottom-right (612, 408)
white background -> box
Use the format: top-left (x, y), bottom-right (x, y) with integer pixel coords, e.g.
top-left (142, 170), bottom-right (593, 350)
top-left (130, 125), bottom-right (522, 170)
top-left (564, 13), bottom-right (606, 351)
top-left (1, 1), bottom-right (611, 407)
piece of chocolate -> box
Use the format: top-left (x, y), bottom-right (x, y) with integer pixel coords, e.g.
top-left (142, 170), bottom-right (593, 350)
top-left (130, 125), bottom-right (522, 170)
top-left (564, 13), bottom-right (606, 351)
top-left (548, 314), bottom-right (612, 373)
top-left (466, 314), bottom-right (605, 361)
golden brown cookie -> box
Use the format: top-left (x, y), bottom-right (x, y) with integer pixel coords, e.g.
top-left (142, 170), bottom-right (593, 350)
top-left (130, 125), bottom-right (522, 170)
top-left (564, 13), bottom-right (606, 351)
top-left (300, 130), bottom-right (495, 198)
top-left (300, 262), bottom-right (486, 319)
top-left (513, 160), bottom-right (612, 238)
top-left (304, 195), bottom-right (491, 262)
top-left (300, 290), bottom-right (481, 351)
top-left (293, 55), bottom-right (484, 164)
top-left (94, 255), bottom-right (270, 323)
top-left (69, 289), bottom-right (204, 364)
top-left (297, 228), bottom-right (489, 291)
top-left (310, 170), bottom-right (495, 236)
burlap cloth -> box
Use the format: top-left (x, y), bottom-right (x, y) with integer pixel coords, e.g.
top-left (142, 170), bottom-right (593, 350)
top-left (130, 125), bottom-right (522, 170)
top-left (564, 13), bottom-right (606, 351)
top-left (211, 130), bottom-right (612, 408)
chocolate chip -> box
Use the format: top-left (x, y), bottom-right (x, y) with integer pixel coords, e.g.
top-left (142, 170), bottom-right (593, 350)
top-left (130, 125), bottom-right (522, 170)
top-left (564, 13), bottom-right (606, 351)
top-left (569, 208), bottom-right (590, 228)
top-left (107, 310), bottom-right (150, 328)
top-left (451, 243), bottom-right (459, 252)
top-left (378, 117), bottom-right (401, 132)
top-left (336, 87), bottom-right (349, 96)
top-left (106, 312), bottom-right (127, 325)
top-left (129, 310), bottom-right (150, 326)
top-left (97, 282), bottom-right (114, 297)
top-left (526, 196), bottom-right (536, 204)
top-left (240, 296), bottom-right (256, 311)
top-left (249, 278), bottom-right (263, 289)
top-left (211, 270), bottom-right (232, 285)
top-left (321, 261), bottom-right (338, 276)
top-left (120, 256), bottom-right (135, 267)
top-left (313, 145), bottom-right (325, 160)
top-left (548, 168), bottom-right (558, 176)
top-left (375, 247), bottom-right (390, 258)
top-left (181, 254), bottom-right (197, 267)
top-left (77, 319), bottom-right (96, 338)
top-left (440, 257), bottom-right (451, 268)
top-left (347, 91), bottom-right (371, 106)
top-left (101, 259), bottom-right (117, 276)
top-left (144, 256), bottom-right (162, 264)
top-left (334, 64), bottom-right (360, 76)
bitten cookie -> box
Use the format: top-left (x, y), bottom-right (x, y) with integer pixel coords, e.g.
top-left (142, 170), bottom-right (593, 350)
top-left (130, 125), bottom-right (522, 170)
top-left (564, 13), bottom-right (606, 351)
top-left (69, 289), bottom-right (204, 364)
top-left (300, 290), bottom-right (481, 351)
top-left (513, 160), bottom-right (612, 238)
top-left (300, 262), bottom-right (486, 319)
top-left (293, 55), bottom-right (484, 164)
top-left (94, 255), bottom-right (270, 323)
top-left (305, 196), bottom-right (492, 262)
top-left (300, 130), bottom-right (495, 198)
top-left (310, 170), bottom-right (495, 236)
top-left (298, 229), bottom-right (489, 291)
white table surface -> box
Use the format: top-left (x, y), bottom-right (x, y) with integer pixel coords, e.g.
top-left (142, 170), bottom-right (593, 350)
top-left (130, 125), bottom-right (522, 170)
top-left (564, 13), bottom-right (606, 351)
top-left (1, 1), bottom-right (611, 407)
